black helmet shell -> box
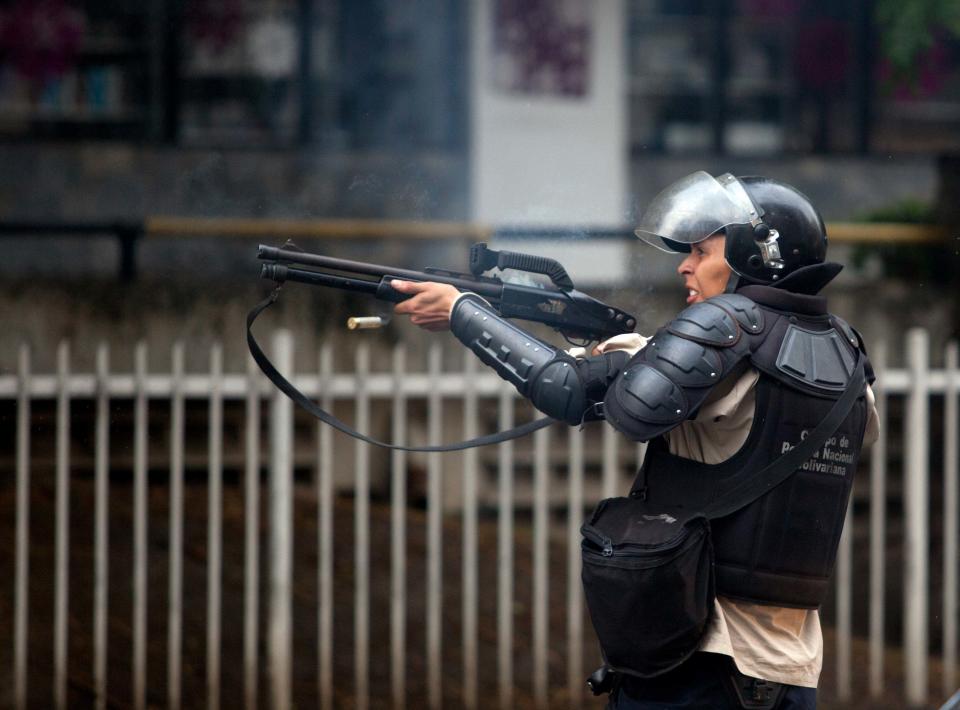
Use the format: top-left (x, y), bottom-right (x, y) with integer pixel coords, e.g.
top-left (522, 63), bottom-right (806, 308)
top-left (725, 176), bottom-right (828, 284)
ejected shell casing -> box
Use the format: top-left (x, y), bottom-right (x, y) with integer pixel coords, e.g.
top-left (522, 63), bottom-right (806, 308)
top-left (347, 316), bottom-right (385, 330)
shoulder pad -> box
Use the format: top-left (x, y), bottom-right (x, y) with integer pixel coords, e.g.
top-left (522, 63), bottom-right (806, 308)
top-left (643, 332), bottom-right (725, 388)
top-left (667, 301), bottom-right (741, 346)
top-left (709, 294), bottom-right (765, 334)
top-left (776, 325), bottom-right (857, 392)
top-left (603, 297), bottom-right (762, 442)
top-left (615, 364), bottom-right (690, 423)
top-left (603, 325), bottom-right (752, 440)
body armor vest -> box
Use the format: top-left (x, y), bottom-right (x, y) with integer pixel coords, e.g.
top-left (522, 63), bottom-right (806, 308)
top-left (619, 293), bottom-right (870, 608)
top-left (451, 282), bottom-right (871, 607)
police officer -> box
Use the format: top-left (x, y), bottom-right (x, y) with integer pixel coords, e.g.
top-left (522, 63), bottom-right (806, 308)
top-left (392, 172), bottom-right (878, 709)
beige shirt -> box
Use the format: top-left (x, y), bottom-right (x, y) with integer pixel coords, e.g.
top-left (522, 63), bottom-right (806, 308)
top-left (586, 333), bottom-right (879, 688)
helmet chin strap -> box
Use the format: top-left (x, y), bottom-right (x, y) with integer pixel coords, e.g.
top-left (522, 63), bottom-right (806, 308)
top-left (724, 273), bottom-right (740, 294)
top-left (723, 256), bottom-right (740, 293)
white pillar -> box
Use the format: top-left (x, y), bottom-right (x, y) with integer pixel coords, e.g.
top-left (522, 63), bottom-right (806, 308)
top-left (469, 0), bottom-right (627, 226)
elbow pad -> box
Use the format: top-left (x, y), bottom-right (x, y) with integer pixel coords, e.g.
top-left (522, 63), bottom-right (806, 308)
top-left (451, 295), bottom-right (587, 424)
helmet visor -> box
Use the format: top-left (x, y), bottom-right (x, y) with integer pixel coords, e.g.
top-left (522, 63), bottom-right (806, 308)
top-left (635, 171), bottom-right (760, 252)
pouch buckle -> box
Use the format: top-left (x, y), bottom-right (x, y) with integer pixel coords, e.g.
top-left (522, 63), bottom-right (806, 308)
top-left (586, 665), bottom-right (616, 696)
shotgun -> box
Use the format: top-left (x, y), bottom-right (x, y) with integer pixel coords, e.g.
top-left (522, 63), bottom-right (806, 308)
top-left (257, 241), bottom-right (637, 343)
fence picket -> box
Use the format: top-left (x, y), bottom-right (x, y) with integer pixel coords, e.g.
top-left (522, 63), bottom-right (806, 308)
top-left (14, 344), bottom-right (30, 710)
top-left (944, 341), bottom-right (959, 695)
top-left (268, 330), bottom-right (294, 710)
top-left (133, 343), bottom-right (149, 710)
top-left (244, 351), bottom-right (260, 710)
top-left (837, 503), bottom-right (853, 700)
top-left (54, 341), bottom-right (70, 710)
top-left (168, 343), bottom-right (185, 709)
top-left (207, 343), bottom-right (224, 709)
top-left (497, 383), bottom-right (515, 710)
top-left (567, 426), bottom-right (585, 708)
top-left (426, 344), bottom-right (443, 710)
top-left (390, 346), bottom-right (407, 709)
top-left (602, 423), bottom-right (618, 500)
top-left (94, 344), bottom-right (110, 710)
top-left (354, 344), bottom-right (371, 710)
top-left (533, 423), bottom-right (550, 708)
top-left (869, 342), bottom-right (888, 698)
top-left (317, 345), bottom-right (334, 709)
top-left (463, 351), bottom-right (479, 710)
top-left (905, 329), bottom-right (930, 706)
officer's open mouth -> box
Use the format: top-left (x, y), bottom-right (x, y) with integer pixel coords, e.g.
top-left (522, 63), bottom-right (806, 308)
top-left (687, 288), bottom-right (700, 303)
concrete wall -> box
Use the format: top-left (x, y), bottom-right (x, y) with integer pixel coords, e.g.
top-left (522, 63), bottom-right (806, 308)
top-left (0, 143), bottom-right (467, 222)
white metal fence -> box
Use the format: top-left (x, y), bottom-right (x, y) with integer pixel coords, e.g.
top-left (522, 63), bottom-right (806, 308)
top-left (0, 328), bottom-right (957, 708)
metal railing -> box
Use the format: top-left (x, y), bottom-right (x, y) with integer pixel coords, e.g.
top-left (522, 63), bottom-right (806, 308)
top-left (0, 329), bottom-right (957, 708)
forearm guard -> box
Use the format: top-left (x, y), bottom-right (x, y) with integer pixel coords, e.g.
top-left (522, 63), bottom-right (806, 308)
top-left (450, 294), bottom-right (627, 425)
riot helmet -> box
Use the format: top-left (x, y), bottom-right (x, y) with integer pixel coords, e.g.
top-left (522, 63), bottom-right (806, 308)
top-left (635, 171), bottom-right (827, 284)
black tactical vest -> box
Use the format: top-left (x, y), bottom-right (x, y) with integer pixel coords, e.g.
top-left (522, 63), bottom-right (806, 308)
top-left (625, 290), bottom-right (870, 608)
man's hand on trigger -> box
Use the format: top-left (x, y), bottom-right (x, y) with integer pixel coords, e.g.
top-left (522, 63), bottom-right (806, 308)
top-left (391, 280), bottom-right (461, 331)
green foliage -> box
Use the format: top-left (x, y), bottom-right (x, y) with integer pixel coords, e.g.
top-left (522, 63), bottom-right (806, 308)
top-left (853, 198), bottom-right (935, 225)
top-left (875, 0), bottom-right (960, 78)
top-left (849, 198), bottom-right (957, 283)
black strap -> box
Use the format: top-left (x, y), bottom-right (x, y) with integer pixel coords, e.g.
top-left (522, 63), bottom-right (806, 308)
top-left (247, 290), bottom-right (556, 452)
top-left (704, 351), bottom-right (866, 520)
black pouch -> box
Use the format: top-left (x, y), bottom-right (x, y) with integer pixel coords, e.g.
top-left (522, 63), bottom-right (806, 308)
top-left (581, 497), bottom-right (715, 677)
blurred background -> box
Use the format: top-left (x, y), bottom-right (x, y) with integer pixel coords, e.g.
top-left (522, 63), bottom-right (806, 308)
top-left (0, 0), bottom-right (958, 708)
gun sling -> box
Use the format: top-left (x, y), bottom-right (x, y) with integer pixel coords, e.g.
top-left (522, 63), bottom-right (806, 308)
top-left (246, 288), bottom-right (556, 452)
